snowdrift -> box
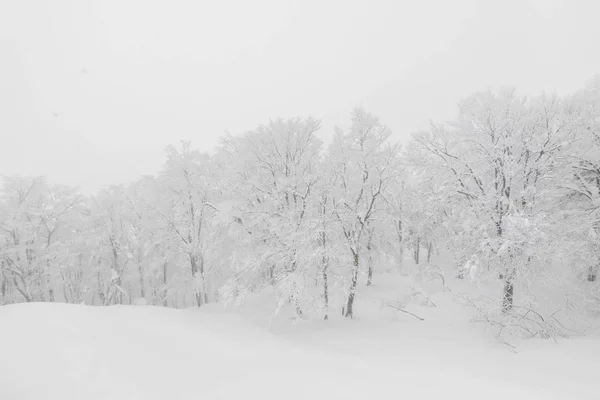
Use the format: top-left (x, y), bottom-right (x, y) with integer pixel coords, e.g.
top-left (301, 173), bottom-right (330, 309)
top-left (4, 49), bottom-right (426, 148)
top-left (0, 302), bottom-right (593, 400)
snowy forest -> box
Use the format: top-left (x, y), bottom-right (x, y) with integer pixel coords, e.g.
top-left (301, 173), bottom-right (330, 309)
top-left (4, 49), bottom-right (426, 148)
top-left (2, 76), bottom-right (600, 336)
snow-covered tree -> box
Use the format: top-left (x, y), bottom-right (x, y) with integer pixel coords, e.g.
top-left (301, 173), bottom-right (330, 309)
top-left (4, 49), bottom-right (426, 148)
top-left (89, 186), bottom-right (134, 305)
top-left (559, 78), bottom-right (600, 282)
top-left (329, 108), bottom-right (401, 318)
top-left (216, 118), bottom-right (325, 317)
top-left (409, 89), bottom-right (587, 312)
top-left (0, 177), bottom-right (85, 304)
top-left (148, 142), bottom-right (217, 307)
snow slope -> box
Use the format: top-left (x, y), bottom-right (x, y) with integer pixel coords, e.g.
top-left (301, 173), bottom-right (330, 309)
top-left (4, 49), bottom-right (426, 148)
top-left (0, 295), bottom-right (596, 400)
top-left (1, 257), bottom-right (599, 400)
top-left (211, 269), bottom-right (600, 400)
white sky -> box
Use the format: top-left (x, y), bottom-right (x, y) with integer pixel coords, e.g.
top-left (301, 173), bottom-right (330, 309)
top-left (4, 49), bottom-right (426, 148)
top-left (1, 0), bottom-right (598, 194)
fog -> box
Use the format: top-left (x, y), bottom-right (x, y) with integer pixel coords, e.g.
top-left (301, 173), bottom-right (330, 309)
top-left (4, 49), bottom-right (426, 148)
top-left (1, 0), bottom-right (598, 193)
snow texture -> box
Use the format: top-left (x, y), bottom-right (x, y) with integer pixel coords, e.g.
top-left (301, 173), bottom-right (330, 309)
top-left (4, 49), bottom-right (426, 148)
top-left (1, 273), bottom-right (597, 400)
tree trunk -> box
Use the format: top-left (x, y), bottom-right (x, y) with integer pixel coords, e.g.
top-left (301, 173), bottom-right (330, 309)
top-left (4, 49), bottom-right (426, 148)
top-left (200, 253), bottom-right (208, 304)
top-left (397, 220), bottom-right (403, 271)
top-left (47, 283), bottom-right (55, 302)
top-left (42, 258), bottom-right (55, 302)
top-left (323, 262), bottom-right (329, 320)
top-left (414, 236), bottom-right (420, 264)
top-left (366, 233), bottom-right (373, 286)
top-left (127, 284), bottom-right (133, 305)
top-left (111, 244), bottom-right (123, 305)
top-left (137, 250), bottom-right (145, 299)
top-left (456, 255), bottom-right (465, 279)
top-left (588, 265), bottom-right (598, 282)
top-left (62, 279), bottom-right (70, 304)
top-left (502, 275), bottom-right (514, 313)
top-left (345, 250), bottom-right (360, 319)
top-left (427, 242), bottom-right (433, 263)
top-left (190, 253), bottom-right (203, 307)
top-left (288, 281), bottom-right (303, 317)
top-left (321, 232), bottom-right (329, 320)
top-left (496, 219), bottom-right (504, 279)
top-left (268, 264), bottom-right (275, 285)
top-left (295, 297), bottom-right (303, 317)
top-left (115, 275), bottom-right (123, 305)
top-left (162, 261), bottom-right (168, 307)
top-left (0, 270), bottom-right (7, 303)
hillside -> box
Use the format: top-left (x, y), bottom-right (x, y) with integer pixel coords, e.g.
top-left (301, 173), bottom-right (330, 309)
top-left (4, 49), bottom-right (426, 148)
top-left (1, 268), bottom-right (597, 400)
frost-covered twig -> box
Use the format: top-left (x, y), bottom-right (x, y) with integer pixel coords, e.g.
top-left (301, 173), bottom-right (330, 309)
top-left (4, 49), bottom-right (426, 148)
top-left (457, 294), bottom-right (576, 342)
top-left (382, 300), bottom-right (425, 321)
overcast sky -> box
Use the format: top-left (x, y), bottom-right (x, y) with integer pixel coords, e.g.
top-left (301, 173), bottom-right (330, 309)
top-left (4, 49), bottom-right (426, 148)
top-left (1, 0), bottom-right (598, 194)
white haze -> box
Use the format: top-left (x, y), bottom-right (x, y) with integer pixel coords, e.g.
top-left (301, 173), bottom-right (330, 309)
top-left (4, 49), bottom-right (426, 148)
top-left (1, 0), bottom-right (599, 193)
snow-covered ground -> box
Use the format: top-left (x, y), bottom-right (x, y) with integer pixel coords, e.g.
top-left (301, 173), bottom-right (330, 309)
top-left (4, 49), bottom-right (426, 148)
top-left (1, 270), bottom-right (598, 400)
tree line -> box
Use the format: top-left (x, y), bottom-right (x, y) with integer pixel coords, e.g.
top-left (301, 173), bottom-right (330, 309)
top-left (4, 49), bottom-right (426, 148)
top-left (1, 76), bottom-right (599, 320)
